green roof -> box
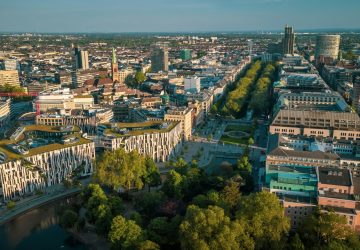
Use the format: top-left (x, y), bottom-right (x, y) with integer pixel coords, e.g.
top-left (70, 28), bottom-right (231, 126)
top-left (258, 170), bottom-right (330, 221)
top-left (103, 121), bottom-right (179, 137)
top-left (0, 125), bottom-right (90, 163)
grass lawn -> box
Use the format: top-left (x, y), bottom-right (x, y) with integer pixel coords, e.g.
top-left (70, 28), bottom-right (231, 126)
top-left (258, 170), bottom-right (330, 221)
top-left (224, 124), bottom-right (253, 133)
top-left (220, 134), bottom-right (249, 145)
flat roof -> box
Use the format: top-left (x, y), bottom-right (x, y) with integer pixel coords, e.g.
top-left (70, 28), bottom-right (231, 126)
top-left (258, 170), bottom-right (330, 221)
top-left (318, 167), bottom-right (352, 186)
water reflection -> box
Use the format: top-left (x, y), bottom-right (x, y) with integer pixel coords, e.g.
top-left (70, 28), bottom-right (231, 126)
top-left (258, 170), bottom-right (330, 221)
top-left (0, 198), bottom-right (87, 250)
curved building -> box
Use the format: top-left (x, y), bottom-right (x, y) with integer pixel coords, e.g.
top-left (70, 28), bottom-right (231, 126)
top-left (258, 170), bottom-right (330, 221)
top-left (315, 35), bottom-right (340, 64)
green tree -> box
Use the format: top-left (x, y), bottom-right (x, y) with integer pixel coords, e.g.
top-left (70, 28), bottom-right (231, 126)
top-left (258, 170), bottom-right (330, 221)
top-left (236, 192), bottom-right (290, 249)
top-left (298, 209), bottom-right (360, 250)
top-left (60, 209), bottom-right (78, 229)
top-left (192, 190), bottom-right (221, 208)
top-left (95, 148), bottom-right (147, 191)
top-left (162, 170), bottom-right (186, 199)
top-left (288, 233), bottom-right (304, 250)
top-left (237, 156), bottom-right (252, 174)
top-left (6, 201), bottom-right (15, 210)
top-left (220, 181), bottom-right (241, 212)
top-left (138, 240), bottom-right (160, 250)
top-left (95, 204), bottom-right (112, 235)
top-left (135, 71), bottom-right (146, 85)
top-left (144, 157), bottom-right (161, 192)
top-left (179, 205), bottom-right (254, 250)
top-left (134, 192), bottom-right (164, 219)
top-left (248, 137), bottom-right (254, 145)
top-left (108, 215), bottom-right (144, 250)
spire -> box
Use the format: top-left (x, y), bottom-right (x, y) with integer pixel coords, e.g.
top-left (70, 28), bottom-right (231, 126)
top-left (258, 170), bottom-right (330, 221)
top-left (112, 48), bottom-right (117, 64)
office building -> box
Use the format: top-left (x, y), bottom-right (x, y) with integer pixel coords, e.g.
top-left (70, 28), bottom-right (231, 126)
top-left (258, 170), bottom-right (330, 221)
top-left (181, 49), bottom-right (192, 61)
top-left (184, 76), bottom-right (201, 93)
top-left (354, 77), bottom-right (360, 114)
top-left (100, 121), bottom-right (182, 162)
top-left (72, 45), bottom-right (89, 70)
top-left (151, 43), bottom-right (169, 73)
top-left (315, 35), bottom-right (340, 64)
top-left (283, 25), bottom-right (295, 55)
top-left (0, 125), bottom-right (95, 201)
top-left (0, 98), bottom-right (11, 133)
top-left (0, 70), bottom-right (20, 87)
top-left (164, 107), bottom-right (192, 140)
top-left (2, 59), bottom-right (20, 71)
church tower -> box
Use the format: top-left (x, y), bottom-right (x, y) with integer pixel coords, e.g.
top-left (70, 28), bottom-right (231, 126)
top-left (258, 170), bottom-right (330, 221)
top-left (111, 48), bottom-right (119, 82)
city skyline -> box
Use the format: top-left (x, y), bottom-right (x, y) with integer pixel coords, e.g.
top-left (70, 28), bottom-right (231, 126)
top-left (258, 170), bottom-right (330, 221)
top-left (1, 0), bottom-right (360, 33)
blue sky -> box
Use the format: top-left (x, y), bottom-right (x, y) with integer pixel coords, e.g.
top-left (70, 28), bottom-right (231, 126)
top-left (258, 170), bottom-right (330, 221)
top-left (0, 0), bottom-right (359, 33)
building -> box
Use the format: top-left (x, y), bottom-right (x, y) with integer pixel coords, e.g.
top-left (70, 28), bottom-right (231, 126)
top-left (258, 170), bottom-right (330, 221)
top-left (73, 45), bottom-right (89, 70)
top-left (184, 76), bottom-right (201, 93)
top-left (0, 70), bottom-right (20, 87)
top-left (2, 59), bottom-right (20, 71)
top-left (0, 98), bottom-right (11, 133)
top-left (100, 121), bottom-right (182, 162)
top-left (36, 108), bottom-right (113, 134)
top-left (315, 35), bottom-right (340, 64)
top-left (269, 109), bottom-right (360, 140)
top-left (111, 48), bottom-right (120, 83)
top-left (151, 43), bottom-right (169, 73)
top-left (181, 49), bottom-right (192, 61)
top-left (283, 25), bottom-right (295, 55)
top-left (0, 125), bottom-right (95, 201)
top-left (354, 77), bottom-right (360, 114)
top-left (36, 88), bottom-right (94, 112)
top-left (164, 107), bottom-right (193, 140)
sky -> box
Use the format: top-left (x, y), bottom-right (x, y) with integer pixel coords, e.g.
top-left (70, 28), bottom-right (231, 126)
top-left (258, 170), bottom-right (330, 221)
top-left (0, 0), bottom-right (359, 33)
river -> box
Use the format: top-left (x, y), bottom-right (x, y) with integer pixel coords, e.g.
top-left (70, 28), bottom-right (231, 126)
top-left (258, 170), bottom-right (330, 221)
top-left (0, 198), bottom-right (88, 250)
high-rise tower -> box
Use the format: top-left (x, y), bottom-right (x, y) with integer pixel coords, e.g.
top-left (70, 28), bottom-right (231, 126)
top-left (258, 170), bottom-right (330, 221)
top-left (283, 25), bottom-right (295, 55)
top-left (72, 44), bottom-right (89, 70)
top-left (111, 48), bottom-right (120, 83)
top-left (315, 35), bottom-right (340, 65)
top-left (151, 43), bottom-right (169, 73)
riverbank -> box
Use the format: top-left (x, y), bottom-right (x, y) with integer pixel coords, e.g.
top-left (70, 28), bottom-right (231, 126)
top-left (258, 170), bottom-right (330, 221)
top-left (0, 186), bottom-right (82, 225)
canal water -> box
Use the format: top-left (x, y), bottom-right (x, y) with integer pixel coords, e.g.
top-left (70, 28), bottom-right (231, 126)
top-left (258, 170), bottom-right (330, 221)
top-left (0, 198), bottom-right (87, 250)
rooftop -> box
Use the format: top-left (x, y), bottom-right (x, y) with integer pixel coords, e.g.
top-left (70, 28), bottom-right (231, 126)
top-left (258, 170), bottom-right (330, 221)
top-left (0, 125), bottom-right (90, 163)
top-left (318, 167), bottom-right (352, 186)
top-left (103, 121), bottom-right (179, 137)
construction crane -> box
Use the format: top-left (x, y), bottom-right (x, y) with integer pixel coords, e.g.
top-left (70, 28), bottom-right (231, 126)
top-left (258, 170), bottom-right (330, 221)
top-left (0, 92), bottom-right (40, 115)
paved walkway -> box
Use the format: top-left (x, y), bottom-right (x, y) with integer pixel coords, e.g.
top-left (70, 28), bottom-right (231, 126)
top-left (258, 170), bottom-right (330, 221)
top-left (0, 178), bottom-right (91, 225)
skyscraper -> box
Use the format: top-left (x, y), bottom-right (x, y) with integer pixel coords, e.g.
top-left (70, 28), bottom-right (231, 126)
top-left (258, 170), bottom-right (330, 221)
top-left (72, 44), bottom-right (89, 70)
top-left (180, 49), bottom-right (192, 61)
top-left (283, 25), bottom-right (295, 55)
top-left (151, 43), bottom-right (169, 73)
top-left (315, 35), bottom-right (340, 64)
top-left (111, 48), bottom-right (120, 83)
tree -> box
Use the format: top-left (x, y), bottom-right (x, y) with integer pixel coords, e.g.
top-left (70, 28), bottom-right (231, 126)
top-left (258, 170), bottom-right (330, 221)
top-left (237, 155), bottom-right (252, 174)
top-left (7, 201), bottom-right (15, 210)
top-left (179, 205), bottom-right (254, 250)
top-left (60, 209), bottom-right (78, 228)
top-left (95, 204), bottom-right (112, 235)
top-left (134, 191), bottom-right (164, 219)
top-left (192, 190), bottom-right (221, 208)
top-left (298, 209), bottom-right (360, 249)
top-left (247, 137), bottom-right (254, 146)
top-left (95, 148), bottom-right (147, 191)
top-left (85, 185), bottom-right (108, 223)
top-left (138, 240), bottom-right (160, 250)
top-left (144, 157), bottom-right (161, 192)
top-left (147, 216), bottom-right (181, 247)
top-left (220, 181), bottom-right (241, 213)
top-left (108, 215), bottom-right (144, 250)
top-left (288, 233), bottom-right (304, 250)
top-left (236, 192), bottom-right (290, 249)
top-left (108, 196), bottom-right (124, 216)
top-left (162, 170), bottom-right (186, 199)
top-left (135, 71), bottom-right (146, 85)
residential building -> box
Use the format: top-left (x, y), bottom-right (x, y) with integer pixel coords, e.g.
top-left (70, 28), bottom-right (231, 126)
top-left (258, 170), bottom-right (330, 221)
top-left (184, 76), bottom-right (201, 93)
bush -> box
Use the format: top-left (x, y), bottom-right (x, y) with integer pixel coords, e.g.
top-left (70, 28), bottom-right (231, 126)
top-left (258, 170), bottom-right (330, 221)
top-left (7, 201), bottom-right (16, 210)
top-left (60, 209), bottom-right (78, 228)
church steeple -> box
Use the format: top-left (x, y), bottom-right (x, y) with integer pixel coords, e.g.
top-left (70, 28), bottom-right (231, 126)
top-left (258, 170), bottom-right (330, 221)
top-left (111, 47), bottom-right (119, 83)
top-left (112, 47), bottom-right (117, 64)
